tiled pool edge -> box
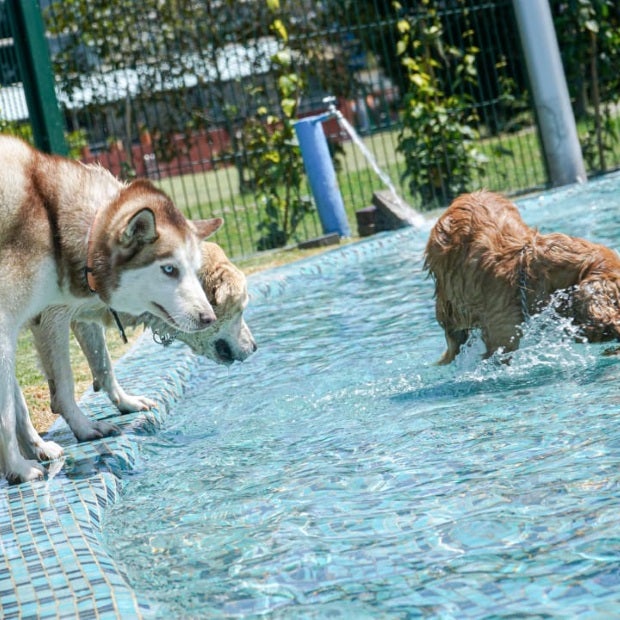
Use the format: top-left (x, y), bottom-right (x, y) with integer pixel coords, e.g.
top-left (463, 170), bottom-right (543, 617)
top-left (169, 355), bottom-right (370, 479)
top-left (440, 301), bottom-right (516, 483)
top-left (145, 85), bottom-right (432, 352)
top-left (0, 335), bottom-right (203, 619)
top-left (0, 227), bottom-right (424, 619)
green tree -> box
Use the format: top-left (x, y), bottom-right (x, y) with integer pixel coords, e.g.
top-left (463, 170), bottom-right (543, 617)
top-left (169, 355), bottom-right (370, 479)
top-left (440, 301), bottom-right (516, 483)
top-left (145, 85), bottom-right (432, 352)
top-left (244, 0), bottom-right (313, 250)
top-left (46, 0), bottom-right (350, 192)
top-left (46, 0), bottom-right (272, 176)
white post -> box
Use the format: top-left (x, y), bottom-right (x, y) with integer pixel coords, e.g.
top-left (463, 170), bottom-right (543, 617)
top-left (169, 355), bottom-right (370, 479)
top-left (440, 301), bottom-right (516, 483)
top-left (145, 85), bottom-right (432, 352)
top-left (512, 0), bottom-right (587, 186)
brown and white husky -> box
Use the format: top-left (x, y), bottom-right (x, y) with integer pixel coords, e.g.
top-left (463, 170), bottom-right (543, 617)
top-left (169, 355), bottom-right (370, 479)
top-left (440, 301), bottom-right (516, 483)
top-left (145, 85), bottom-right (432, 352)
top-left (32, 242), bottom-right (257, 442)
top-left (0, 135), bottom-right (222, 483)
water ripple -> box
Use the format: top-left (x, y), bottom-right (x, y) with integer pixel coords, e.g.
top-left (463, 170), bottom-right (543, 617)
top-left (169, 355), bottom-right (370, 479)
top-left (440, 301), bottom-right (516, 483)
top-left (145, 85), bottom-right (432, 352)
top-left (104, 175), bottom-right (620, 617)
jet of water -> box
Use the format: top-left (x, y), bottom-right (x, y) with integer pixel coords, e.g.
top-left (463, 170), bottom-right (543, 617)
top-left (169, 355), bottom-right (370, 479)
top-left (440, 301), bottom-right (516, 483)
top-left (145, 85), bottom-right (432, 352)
top-left (324, 97), bottom-right (427, 229)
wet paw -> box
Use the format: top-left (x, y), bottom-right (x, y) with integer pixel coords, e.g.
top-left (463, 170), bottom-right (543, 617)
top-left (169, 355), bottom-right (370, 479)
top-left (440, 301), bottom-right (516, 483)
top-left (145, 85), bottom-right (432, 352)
top-left (115, 394), bottom-right (157, 414)
top-left (6, 459), bottom-right (45, 484)
top-left (76, 420), bottom-right (121, 442)
top-left (34, 440), bottom-right (64, 462)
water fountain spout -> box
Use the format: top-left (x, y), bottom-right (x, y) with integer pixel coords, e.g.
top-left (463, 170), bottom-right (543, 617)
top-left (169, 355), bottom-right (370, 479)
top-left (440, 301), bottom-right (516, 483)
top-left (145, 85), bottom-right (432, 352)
top-left (322, 95), bottom-right (339, 118)
top-left (322, 96), bottom-right (426, 230)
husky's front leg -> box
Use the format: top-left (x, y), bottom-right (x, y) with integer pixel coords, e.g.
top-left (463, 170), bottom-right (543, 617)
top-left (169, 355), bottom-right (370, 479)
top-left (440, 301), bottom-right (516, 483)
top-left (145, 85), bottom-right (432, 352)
top-left (72, 321), bottom-right (156, 413)
top-left (31, 309), bottom-right (120, 442)
top-left (0, 328), bottom-right (49, 482)
top-left (15, 377), bottom-right (64, 463)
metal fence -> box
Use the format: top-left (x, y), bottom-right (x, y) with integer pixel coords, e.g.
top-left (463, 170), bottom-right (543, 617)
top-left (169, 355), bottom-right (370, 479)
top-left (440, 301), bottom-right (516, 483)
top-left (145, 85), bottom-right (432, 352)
top-left (1, 0), bottom-right (619, 258)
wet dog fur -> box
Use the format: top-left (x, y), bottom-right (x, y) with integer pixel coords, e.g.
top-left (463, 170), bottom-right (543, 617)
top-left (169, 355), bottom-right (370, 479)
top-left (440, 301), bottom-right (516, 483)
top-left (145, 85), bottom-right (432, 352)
top-left (425, 189), bottom-right (620, 364)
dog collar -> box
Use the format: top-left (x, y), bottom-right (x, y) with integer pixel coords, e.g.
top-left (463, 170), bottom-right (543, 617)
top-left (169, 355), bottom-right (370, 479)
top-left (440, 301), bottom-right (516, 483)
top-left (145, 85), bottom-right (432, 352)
top-left (84, 209), bottom-right (128, 344)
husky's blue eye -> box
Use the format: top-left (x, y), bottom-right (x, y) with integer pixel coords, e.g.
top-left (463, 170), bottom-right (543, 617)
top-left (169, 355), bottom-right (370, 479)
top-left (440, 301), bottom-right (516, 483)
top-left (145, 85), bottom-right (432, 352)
top-left (161, 264), bottom-right (179, 278)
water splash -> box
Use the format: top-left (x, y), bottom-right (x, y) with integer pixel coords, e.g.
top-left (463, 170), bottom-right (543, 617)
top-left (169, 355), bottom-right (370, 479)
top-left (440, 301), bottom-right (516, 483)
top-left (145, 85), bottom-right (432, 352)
top-left (454, 293), bottom-right (597, 383)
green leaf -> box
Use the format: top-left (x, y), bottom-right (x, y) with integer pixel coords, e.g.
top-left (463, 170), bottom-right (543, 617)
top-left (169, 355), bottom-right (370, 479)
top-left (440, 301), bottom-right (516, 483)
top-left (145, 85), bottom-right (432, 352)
top-left (281, 98), bottom-right (297, 117)
top-left (584, 19), bottom-right (599, 33)
top-left (396, 40), bottom-right (408, 56)
top-left (278, 74), bottom-right (299, 95)
top-left (273, 49), bottom-right (292, 67)
top-left (271, 18), bottom-right (288, 42)
top-left (397, 19), bottom-right (410, 34)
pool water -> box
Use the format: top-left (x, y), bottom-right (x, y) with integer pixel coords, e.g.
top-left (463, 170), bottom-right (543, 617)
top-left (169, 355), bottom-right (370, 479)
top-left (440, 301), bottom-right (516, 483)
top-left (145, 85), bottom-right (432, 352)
top-left (103, 174), bottom-right (620, 617)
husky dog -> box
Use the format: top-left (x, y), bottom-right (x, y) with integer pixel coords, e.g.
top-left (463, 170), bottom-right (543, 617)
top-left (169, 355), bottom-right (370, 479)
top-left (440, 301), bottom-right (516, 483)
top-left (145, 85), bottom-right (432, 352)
top-left (33, 242), bottom-right (257, 441)
top-left (0, 135), bottom-right (222, 483)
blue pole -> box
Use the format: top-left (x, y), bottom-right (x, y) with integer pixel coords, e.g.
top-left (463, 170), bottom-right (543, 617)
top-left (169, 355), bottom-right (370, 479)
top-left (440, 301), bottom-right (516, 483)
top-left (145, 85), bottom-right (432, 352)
top-left (294, 116), bottom-right (351, 237)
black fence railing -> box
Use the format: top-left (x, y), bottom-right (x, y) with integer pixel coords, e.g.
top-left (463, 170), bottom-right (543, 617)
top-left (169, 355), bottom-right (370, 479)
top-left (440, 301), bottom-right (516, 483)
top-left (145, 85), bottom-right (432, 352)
top-left (1, 0), bottom-right (620, 258)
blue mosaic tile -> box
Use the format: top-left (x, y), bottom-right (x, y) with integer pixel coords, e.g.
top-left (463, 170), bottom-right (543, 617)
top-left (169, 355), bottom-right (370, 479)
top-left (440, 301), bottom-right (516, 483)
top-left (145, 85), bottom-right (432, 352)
top-left (0, 330), bottom-right (203, 619)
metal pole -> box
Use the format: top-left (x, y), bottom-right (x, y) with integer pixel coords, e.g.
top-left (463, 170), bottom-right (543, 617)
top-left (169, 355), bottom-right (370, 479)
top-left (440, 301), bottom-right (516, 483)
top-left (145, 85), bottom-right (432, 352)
top-left (512, 0), bottom-right (586, 186)
top-left (7, 0), bottom-right (67, 155)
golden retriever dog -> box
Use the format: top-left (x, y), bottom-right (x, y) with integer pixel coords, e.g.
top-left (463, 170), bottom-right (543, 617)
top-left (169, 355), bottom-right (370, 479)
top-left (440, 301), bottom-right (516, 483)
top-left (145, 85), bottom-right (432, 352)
top-left (425, 190), bottom-right (620, 364)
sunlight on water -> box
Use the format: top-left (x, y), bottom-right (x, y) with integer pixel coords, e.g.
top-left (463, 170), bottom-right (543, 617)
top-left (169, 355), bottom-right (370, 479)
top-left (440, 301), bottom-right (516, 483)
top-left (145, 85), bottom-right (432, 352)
top-left (103, 172), bottom-right (620, 618)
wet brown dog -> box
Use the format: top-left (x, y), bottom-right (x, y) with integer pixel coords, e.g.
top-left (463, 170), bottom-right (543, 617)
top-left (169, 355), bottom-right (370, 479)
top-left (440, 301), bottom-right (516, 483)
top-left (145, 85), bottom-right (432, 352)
top-left (425, 190), bottom-right (620, 364)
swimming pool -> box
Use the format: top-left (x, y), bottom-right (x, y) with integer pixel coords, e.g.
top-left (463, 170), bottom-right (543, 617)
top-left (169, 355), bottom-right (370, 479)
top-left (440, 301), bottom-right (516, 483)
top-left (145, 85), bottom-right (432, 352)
top-left (96, 173), bottom-right (620, 617)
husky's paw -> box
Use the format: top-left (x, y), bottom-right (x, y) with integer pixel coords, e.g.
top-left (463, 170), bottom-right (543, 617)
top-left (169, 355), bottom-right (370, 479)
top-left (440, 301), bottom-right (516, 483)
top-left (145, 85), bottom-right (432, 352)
top-left (113, 392), bottom-right (157, 414)
top-left (34, 440), bottom-right (64, 462)
top-left (75, 420), bottom-right (121, 443)
top-left (6, 459), bottom-right (45, 484)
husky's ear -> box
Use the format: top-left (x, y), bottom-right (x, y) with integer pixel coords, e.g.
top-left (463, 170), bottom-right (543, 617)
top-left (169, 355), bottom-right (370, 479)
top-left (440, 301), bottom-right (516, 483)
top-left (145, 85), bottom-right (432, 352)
top-left (192, 217), bottom-right (223, 240)
top-left (121, 208), bottom-right (158, 247)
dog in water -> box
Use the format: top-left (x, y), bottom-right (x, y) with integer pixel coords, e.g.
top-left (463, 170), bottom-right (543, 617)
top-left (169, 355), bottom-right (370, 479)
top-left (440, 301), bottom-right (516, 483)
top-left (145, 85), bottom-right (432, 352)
top-left (425, 189), bottom-right (620, 364)
top-left (32, 242), bottom-right (256, 441)
top-left (0, 135), bottom-right (222, 483)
